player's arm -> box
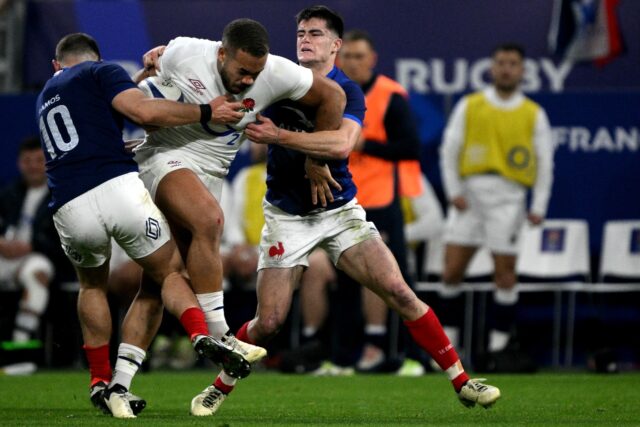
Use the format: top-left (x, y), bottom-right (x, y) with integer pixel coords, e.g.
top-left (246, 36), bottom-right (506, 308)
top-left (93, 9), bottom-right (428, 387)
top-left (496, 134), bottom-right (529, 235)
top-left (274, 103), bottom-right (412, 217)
top-left (440, 97), bottom-right (468, 210)
top-left (246, 114), bottom-right (360, 160)
top-left (529, 108), bottom-right (554, 224)
top-left (112, 87), bottom-right (215, 127)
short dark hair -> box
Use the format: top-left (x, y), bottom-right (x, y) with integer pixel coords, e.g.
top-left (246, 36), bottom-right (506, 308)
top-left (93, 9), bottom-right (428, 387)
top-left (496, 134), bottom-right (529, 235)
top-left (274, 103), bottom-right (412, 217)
top-left (55, 33), bottom-right (101, 62)
top-left (19, 136), bottom-right (42, 154)
top-left (343, 29), bottom-right (375, 50)
top-left (296, 5), bottom-right (344, 38)
top-left (222, 18), bottom-right (269, 57)
top-left (492, 43), bottom-right (525, 60)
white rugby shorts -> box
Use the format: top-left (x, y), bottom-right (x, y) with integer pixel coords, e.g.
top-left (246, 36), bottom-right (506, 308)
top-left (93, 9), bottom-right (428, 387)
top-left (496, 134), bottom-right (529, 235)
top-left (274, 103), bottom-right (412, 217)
top-left (258, 198), bottom-right (380, 270)
top-left (444, 175), bottom-right (526, 254)
top-left (135, 148), bottom-right (224, 201)
top-left (53, 172), bottom-right (170, 268)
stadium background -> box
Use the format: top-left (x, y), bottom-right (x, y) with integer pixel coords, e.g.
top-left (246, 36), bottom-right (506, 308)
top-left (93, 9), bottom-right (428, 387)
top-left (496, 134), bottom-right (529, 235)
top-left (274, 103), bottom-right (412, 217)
top-left (0, 0), bottom-right (638, 370)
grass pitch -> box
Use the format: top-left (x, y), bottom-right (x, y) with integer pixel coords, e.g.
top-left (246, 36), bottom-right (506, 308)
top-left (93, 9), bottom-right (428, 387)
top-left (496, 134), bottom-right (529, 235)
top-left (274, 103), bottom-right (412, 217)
top-left (0, 370), bottom-right (638, 426)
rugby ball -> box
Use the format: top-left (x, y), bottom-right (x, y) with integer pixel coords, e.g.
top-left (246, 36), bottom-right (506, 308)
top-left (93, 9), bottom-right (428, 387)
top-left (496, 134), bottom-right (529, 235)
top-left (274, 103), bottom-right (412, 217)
top-left (138, 76), bottom-right (184, 102)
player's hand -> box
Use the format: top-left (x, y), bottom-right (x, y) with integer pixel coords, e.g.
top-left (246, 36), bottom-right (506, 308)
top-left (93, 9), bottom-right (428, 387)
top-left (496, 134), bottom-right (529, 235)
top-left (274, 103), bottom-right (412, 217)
top-left (142, 45), bottom-right (166, 73)
top-left (451, 196), bottom-right (468, 211)
top-left (208, 94), bottom-right (244, 125)
top-left (245, 114), bottom-right (279, 144)
top-left (305, 157), bottom-right (342, 207)
top-left (527, 213), bottom-right (544, 225)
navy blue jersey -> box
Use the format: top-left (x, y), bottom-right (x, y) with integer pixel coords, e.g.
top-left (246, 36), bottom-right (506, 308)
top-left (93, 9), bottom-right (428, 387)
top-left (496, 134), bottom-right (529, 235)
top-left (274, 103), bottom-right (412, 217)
top-left (36, 61), bottom-right (138, 212)
top-left (265, 66), bottom-right (365, 215)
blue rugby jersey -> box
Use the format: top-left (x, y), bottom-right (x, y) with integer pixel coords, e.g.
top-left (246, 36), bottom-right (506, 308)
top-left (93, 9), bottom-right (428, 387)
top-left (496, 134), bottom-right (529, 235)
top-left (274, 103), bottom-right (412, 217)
top-left (36, 61), bottom-right (138, 211)
top-left (265, 66), bottom-right (365, 215)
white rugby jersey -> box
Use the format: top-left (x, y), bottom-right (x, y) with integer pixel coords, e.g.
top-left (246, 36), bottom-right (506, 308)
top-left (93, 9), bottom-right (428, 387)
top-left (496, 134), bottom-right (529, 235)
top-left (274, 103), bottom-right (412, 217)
top-left (136, 37), bottom-right (313, 176)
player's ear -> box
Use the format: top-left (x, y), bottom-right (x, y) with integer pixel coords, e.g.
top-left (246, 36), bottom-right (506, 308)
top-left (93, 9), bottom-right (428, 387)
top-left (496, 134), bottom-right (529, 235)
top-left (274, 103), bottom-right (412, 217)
top-left (52, 59), bottom-right (62, 72)
top-left (218, 47), bottom-right (226, 64)
top-left (332, 38), bottom-right (342, 55)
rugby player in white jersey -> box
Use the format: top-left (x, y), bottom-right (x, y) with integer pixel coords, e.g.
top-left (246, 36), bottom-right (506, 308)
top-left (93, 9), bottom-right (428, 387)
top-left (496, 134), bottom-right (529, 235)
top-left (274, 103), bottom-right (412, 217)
top-left (134, 17), bottom-right (346, 400)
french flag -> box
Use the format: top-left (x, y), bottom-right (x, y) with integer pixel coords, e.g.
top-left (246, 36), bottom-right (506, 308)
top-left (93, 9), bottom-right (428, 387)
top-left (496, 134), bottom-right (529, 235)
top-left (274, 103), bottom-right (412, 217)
top-left (548, 0), bottom-right (624, 66)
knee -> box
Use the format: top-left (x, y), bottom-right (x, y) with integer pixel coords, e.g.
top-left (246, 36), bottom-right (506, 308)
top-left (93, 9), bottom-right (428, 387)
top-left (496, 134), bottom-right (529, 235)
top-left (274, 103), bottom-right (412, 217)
top-left (494, 271), bottom-right (517, 288)
top-left (254, 311), bottom-right (286, 340)
top-left (191, 207), bottom-right (224, 241)
top-left (442, 269), bottom-right (464, 285)
top-left (381, 279), bottom-right (416, 310)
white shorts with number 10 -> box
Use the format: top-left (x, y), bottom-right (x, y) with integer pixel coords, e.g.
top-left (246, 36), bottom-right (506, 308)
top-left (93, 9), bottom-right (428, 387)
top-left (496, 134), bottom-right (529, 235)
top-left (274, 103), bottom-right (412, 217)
top-left (53, 172), bottom-right (170, 268)
top-left (258, 198), bottom-right (380, 270)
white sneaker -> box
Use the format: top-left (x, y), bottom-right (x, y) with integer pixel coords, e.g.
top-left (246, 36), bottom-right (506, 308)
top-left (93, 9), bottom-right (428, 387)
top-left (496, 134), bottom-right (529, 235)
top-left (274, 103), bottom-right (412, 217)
top-left (458, 378), bottom-right (501, 408)
top-left (221, 332), bottom-right (267, 364)
top-left (396, 359), bottom-right (425, 377)
top-left (355, 344), bottom-right (385, 371)
top-left (311, 361), bottom-right (355, 376)
top-left (190, 385), bottom-right (227, 416)
top-left (104, 386), bottom-right (136, 419)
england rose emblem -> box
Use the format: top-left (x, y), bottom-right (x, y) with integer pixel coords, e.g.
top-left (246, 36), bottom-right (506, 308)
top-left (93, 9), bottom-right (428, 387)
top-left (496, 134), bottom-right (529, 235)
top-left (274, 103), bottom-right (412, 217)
top-left (241, 98), bottom-right (255, 112)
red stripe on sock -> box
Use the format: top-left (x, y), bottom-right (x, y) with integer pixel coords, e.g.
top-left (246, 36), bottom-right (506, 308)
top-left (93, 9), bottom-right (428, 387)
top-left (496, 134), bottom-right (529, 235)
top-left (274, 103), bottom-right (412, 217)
top-left (214, 377), bottom-right (234, 394)
top-left (179, 307), bottom-right (209, 340)
top-left (235, 321), bottom-right (254, 344)
top-left (83, 344), bottom-right (111, 386)
top-left (452, 372), bottom-right (470, 393)
top-left (404, 309), bottom-right (466, 387)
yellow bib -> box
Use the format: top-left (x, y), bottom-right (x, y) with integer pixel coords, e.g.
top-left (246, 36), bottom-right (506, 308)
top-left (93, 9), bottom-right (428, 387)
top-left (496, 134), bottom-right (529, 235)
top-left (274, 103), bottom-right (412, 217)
top-left (460, 92), bottom-right (539, 187)
top-left (242, 163), bottom-right (267, 245)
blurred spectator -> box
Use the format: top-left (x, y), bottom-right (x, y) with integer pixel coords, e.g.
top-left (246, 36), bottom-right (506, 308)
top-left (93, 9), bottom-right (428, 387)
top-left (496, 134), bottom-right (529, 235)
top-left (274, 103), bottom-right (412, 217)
top-left (339, 29), bottom-right (422, 372)
top-left (401, 173), bottom-right (445, 281)
top-left (439, 43), bottom-right (554, 360)
top-left (0, 137), bottom-right (65, 343)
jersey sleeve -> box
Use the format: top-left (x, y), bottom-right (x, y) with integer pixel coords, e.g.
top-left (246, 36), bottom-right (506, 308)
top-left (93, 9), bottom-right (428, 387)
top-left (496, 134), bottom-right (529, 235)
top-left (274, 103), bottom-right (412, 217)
top-left (266, 55), bottom-right (313, 102)
top-left (94, 62), bottom-right (137, 103)
top-left (342, 80), bottom-right (366, 126)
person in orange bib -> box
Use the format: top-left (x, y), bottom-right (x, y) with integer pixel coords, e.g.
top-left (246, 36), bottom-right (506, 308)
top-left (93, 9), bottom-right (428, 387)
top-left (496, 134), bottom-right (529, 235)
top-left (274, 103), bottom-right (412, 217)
top-left (339, 29), bottom-right (423, 372)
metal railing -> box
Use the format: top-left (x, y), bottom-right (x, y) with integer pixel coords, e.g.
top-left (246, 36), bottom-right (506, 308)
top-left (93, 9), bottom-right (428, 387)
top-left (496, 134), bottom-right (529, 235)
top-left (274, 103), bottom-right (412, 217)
top-left (415, 281), bottom-right (640, 368)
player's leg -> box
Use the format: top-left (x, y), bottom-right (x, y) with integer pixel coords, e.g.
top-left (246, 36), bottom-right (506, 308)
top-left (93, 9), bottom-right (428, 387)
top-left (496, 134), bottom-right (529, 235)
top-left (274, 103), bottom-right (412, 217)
top-left (191, 201), bottom-right (318, 417)
top-left (334, 212), bottom-right (499, 408)
top-left (153, 169), bottom-right (230, 334)
top-left (358, 202), bottom-right (410, 372)
top-left (12, 254), bottom-right (54, 343)
top-left (52, 189), bottom-right (124, 414)
top-left (191, 266), bottom-right (302, 416)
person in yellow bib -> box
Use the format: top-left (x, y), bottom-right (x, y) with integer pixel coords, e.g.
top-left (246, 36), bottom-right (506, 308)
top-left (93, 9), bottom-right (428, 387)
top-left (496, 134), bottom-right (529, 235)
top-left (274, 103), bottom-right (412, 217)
top-left (439, 43), bottom-right (554, 358)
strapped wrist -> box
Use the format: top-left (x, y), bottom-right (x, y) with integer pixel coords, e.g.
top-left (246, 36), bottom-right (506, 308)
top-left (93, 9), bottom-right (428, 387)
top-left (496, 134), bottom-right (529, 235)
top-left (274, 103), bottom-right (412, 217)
top-left (199, 104), bottom-right (212, 124)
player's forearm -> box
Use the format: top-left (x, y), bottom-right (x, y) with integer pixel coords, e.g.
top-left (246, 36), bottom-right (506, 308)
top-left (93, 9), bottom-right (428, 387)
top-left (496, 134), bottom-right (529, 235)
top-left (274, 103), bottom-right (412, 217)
top-left (136, 98), bottom-right (202, 127)
top-left (277, 128), bottom-right (352, 159)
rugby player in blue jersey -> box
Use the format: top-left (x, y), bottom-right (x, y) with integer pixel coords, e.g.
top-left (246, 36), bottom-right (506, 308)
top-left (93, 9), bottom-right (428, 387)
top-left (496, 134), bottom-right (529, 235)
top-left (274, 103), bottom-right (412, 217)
top-left (194, 6), bottom-right (500, 416)
top-left (37, 33), bottom-right (253, 418)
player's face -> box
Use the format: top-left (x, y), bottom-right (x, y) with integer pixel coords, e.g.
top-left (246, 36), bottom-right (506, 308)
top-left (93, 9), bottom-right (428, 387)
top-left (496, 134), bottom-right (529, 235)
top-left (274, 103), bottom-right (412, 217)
top-left (296, 18), bottom-right (341, 68)
top-left (491, 50), bottom-right (524, 94)
top-left (339, 39), bottom-right (377, 85)
top-left (18, 148), bottom-right (46, 187)
top-left (218, 48), bottom-right (267, 94)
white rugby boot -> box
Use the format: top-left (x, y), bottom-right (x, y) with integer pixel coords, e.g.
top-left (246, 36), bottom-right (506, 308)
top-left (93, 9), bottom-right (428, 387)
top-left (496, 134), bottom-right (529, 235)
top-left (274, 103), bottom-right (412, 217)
top-left (458, 378), bottom-right (501, 408)
top-left (190, 385), bottom-right (227, 416)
